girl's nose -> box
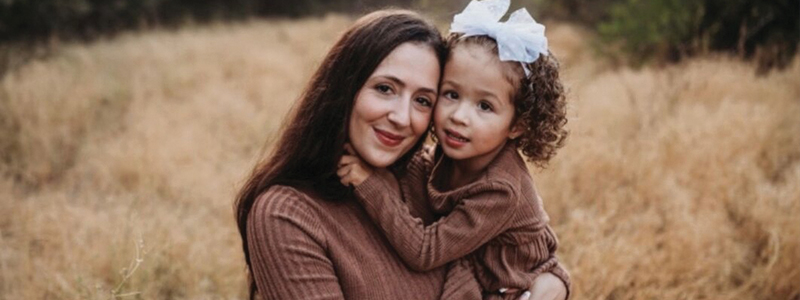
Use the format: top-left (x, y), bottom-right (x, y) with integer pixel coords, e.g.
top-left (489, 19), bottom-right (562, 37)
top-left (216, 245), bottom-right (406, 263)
top-left (449, 102), bottom-right (469, 126)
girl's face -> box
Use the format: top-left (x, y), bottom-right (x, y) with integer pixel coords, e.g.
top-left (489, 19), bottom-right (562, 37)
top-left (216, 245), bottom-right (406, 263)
top-left (434, 44), bottom-right (521, 166)
top-left (349, 42), bottom-right (440, 168)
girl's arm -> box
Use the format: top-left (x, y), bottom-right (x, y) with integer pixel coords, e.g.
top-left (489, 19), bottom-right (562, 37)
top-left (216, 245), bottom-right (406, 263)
top-left (440, 259), bottom-right (482, 300)
top-left (352, 169), bottom-right (520, 271)
top-left (247, 186), bottom-right (345, 300)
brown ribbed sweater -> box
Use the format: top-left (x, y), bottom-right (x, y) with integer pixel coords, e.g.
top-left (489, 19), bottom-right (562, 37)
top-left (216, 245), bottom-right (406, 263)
top-left (247, 183), bottom-right (451, 299)
top-left (353, 143), bottom-right (571, 299)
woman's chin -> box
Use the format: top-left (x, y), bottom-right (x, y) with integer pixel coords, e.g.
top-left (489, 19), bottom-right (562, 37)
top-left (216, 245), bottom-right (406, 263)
top-left (360, 151), bottom-right (402, 168)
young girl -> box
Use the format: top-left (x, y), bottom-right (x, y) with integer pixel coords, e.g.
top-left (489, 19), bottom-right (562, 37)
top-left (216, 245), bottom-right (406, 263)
top-left (337, 0), bottom-right (570, 299)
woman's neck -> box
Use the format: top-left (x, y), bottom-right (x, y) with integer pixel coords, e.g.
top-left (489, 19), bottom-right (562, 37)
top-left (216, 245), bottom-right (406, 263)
top-left (447, 140), bottom-right (508, 189)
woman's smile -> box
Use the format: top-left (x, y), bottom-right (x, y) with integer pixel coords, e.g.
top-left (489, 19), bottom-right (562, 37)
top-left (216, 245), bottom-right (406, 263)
top-left (374, 127), bottom-right (405, 147)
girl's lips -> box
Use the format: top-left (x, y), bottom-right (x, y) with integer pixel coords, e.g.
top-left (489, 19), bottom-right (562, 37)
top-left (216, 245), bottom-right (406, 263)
top-left (374, 128), bottom-right (404, 147)
top-left (443, 129), bottom-right (469, 148)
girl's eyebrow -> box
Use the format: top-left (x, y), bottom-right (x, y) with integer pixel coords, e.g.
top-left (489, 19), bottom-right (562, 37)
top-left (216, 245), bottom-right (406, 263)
top-left (442, 79), bottom-right (461, 89)
top-left (476, 89), bottom-right (503, 106)
top-left (443, 79), bottom-right (504, 107)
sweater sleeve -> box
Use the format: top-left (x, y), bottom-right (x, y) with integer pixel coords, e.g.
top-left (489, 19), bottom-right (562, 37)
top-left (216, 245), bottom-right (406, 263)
top-left (520, 226), bottom-right (572, 300)
top-left (549, 262), bottom-right (572, 300)
top-left (546, 224), bottom-right (572, 300)
top-left (440, 259), bottom-right (482, 300)
top-left (354, 171), bottom-right (520, 271)
top-left (247, 186), bottom-right (345, 300)
top-left (540, 226), bottom-right (572, 300)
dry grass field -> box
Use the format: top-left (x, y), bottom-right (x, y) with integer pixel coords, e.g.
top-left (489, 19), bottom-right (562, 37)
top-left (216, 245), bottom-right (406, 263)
top-left (1, 15), bottom-right (799, 299)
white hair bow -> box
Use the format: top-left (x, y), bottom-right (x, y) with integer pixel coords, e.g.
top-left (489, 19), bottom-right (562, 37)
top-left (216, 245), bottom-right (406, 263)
top-left (450, 0), bottom-right (548, 76)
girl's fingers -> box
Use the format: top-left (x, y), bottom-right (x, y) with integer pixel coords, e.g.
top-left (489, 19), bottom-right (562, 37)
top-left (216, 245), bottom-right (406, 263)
top-left (336, 164), bottom-right (352, 177)
top-left (338, 155), bottom-right (359, 167)
top-left (518, 291), bottom-right (531, 300)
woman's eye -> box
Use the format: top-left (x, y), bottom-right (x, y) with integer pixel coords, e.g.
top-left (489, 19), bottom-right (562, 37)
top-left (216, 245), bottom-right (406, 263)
top-left (376, 84), bottom-right (393, 94)
top-left (478, 101), bottom-right (493, 112)
top-left (415, 97), bottom-right (432, 107)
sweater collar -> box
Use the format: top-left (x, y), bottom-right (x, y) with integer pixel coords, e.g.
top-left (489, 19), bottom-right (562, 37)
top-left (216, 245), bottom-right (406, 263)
top-left (426, 142), bottom-right (526, 213)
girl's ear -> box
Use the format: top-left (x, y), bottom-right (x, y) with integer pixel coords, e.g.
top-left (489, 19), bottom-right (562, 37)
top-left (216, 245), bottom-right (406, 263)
top-left (508, 120), bottom-right (525, 140)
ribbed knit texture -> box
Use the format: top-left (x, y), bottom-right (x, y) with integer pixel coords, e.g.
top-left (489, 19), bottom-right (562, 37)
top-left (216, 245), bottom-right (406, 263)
top-left (247, 185), bottom-right (447, 299)
top-left (354, 143), bottom-right (572, 299)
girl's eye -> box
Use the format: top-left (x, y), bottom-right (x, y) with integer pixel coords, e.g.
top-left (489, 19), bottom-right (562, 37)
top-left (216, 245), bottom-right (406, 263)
top-left (443, 91), bottom-right (459, 100)
top-left (478, 101), bottom-right (493, 112)
top-left (376, 84), bottom-right (393, 94)
top-left (415, 97), bottom-right (432, 107)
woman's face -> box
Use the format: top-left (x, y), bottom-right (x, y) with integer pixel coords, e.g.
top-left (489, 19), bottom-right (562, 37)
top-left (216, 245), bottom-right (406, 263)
top-left (349, 42), bottom-right (440, 168)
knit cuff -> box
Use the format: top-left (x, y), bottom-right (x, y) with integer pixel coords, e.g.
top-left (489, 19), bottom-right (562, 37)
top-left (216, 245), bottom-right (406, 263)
top-left (353, 170), bottom-right (398, 211)
top-left (354, 174), bottom-right (383, 205)
top-left (550, 262), bottom-right (572, 300)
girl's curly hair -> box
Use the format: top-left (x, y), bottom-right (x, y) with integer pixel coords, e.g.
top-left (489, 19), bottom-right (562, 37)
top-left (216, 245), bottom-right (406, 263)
top-left (445, 34), bottom-right (568, 168)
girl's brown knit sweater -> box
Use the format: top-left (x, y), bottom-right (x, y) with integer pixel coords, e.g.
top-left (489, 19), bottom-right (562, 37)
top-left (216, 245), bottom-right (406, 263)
top-left (353, 143), bottom-right (571, 299)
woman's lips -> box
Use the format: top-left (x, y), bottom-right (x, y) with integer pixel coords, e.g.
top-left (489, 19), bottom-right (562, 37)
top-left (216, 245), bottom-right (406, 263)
top-left (374, 128), bottom-right (404, 147)
top-left (443, 129), bottom-right (469, 148)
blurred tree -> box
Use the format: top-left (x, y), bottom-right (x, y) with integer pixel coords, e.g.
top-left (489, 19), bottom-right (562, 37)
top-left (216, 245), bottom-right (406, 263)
top-left (529, 0), bottom-right (618, 25)
top-left (0, 0), bottom-right (415, 43)
top-left (1, 0), bottom-right (797, 72)
top-left (596, 0), bottom-right (799, 71)
top-left (598, 0), bottom-right (705, 64)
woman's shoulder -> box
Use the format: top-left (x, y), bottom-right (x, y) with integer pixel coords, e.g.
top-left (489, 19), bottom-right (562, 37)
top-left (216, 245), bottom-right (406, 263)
top-left (251, 185), bottom-right (325, 222)
top-left (251, 184), bottom-right (358, 222)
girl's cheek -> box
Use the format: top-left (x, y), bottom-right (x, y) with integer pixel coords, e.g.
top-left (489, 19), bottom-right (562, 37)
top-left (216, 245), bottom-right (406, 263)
top-left (411, 111), bottom-right (432, 136)
top-left (432, 109), bottom-right (446, 129)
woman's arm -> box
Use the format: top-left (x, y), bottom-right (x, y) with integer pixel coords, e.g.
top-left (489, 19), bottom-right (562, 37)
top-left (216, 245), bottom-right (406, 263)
top-left (522, 272), bottom-right (568, 300)
top-left (247, 187), bottom-right (345, 300)
top-left (352, 169), bottom-right (520, 271)
top-left (520, 226), bottom-right (572, 299)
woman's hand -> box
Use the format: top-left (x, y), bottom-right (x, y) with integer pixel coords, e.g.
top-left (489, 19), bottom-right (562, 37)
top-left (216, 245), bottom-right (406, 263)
top-left (518, 272), bottom-right (567, 300)
top-left (337, 143), bottom-right (374, 186)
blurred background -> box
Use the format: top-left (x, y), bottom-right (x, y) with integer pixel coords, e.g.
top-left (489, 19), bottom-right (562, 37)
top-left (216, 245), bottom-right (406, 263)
top-left (1, 0), bottom-right (798, 299)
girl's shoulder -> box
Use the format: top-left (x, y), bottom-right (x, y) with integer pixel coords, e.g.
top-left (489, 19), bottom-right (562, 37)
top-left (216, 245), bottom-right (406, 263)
top-left (485, 143), bottom-right (533, 184)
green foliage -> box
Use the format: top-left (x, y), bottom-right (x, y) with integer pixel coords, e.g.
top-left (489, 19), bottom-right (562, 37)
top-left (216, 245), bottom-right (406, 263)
top-left (420, 0), bottom-right (798, 70)
top-left (598, 0), bottom-right (705, 65)
top-left (0, 0), bottom-right (414, 43)
top-left (595, 0), bottom-right (799, 70)
top-left (528, 0), bottom-right (618, 24)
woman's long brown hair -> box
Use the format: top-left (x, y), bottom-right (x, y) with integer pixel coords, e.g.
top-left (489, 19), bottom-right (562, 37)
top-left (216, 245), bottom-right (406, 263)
top-left (234, 10), bottom-right (445, 299)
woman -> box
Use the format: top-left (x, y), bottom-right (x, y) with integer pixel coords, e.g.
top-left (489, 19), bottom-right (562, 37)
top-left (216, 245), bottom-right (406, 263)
top-left (235, 10), bottom-right (568, 300)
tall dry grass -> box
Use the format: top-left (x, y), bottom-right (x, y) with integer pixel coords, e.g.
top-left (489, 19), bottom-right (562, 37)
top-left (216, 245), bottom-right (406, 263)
top-left (1, 16), bottom-right (798, 299)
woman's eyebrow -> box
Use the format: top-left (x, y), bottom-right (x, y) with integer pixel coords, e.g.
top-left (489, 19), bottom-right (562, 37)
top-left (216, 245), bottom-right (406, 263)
top-left (374, 75), bottom-right (405, 88)
top-left (377, 75), bottom-right (436, 95)
top-left (418, 87), bottom-right (437, 95)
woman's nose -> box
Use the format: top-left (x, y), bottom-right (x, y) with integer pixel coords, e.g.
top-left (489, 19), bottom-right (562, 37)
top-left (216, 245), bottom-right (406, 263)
top-left (387, 94), bottom-right (411, 128)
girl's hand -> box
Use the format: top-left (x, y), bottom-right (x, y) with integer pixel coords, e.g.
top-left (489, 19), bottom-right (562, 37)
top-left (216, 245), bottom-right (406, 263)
top-left (337, 144), bottom-right (373, 186)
